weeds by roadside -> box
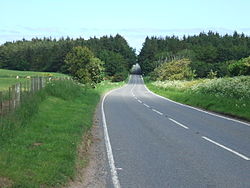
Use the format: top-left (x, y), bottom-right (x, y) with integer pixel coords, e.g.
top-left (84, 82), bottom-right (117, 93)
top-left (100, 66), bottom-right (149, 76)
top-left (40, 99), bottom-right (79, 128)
top-left (0, 79), bottom-right (124, 187)
top-left (145, 76), bottom-right (250, 121)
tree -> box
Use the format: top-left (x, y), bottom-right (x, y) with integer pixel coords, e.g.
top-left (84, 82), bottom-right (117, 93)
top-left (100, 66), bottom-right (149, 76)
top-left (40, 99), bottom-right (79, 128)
top-left (99, 50), bottom-right (127, 77)
top-left (0, 35), bottom-right (136, 76)
top-left (138, 31), bottom-right (250, 77)
top-left (152, 58), bottom-right (195, 81)
top-left (88, 57), bottom-right (104, 84)
top-left (138, 37), bottom-right (158, 75)
top-left (228, 56), bottom-right (250, 76)
top-left (64, 46), bottom-right (104, 84)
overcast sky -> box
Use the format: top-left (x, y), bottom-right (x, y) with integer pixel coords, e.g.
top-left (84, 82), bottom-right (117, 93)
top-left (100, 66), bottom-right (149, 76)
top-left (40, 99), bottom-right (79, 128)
top-left (1, 0), bottom-right (250, 52)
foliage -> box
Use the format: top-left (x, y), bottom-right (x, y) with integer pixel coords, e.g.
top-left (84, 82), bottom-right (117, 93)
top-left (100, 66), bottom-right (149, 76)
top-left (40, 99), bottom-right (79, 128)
top-left (207, 69), bottom-right (218, 79)
top-left (65, 46), bottom-right (104, 85)
top-left (138, 31), bottom-right (250, 76)
top-left (146, 76), bottom-right (250, 120)
top-left (227, 56), bottom-right (250, 76)
top-left (112, 71), bottom-right (128, 82)
top-left (0, 79), bottom-right (125, 187)
top-left (190, 76), bottom-right (250, 100)
top-left (151, 76), bottom-right (250, 100)
top-left (88, 57), bottom-right (105, 84)
top-left (99, 50), bottom-right (127, 76)
top-left (152, 58), bottom-right (196, 81)
top-left (152, 79), bottom-right (203, 90)
top-left (0, 34), bottom-right (136, 77)
top-left (190, 61), bottom-right (228, 78)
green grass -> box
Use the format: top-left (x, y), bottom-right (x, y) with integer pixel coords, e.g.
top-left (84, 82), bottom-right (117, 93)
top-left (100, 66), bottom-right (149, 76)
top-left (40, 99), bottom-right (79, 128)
top-left (0, 79), bottom-right (125, 187)
top-left (0, 78), bottom-right (28, 91)
top-left (0, 68), bottom-right (68, 91)
top-left (0, 69), bottom-right (66, 78)
top-left (145, 79), bottom-right (250, 121)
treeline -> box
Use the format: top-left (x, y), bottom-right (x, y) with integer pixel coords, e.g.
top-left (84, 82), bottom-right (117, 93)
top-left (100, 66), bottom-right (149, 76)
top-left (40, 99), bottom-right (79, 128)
top-left (0, 34), bottom-right (136, 80)
top-left (138, 31), bottom-right (250, 78)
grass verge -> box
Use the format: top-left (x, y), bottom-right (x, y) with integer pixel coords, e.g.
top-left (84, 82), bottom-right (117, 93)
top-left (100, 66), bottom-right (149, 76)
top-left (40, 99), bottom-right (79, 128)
top-left (0, 79), bottom-right (125, 187)
top-left (145, 79), bottom-right (250, 122)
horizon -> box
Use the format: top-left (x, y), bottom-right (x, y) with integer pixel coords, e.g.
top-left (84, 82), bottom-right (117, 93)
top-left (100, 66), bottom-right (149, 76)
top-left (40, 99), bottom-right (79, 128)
top-left (1, 0), bottom-right (250, 53)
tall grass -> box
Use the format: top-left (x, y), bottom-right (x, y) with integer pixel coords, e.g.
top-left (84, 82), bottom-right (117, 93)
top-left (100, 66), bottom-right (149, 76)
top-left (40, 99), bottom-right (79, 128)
top-left (145, 76), bottom-right (250, 121)
top-left (0, 79), bottom-right (124, 187)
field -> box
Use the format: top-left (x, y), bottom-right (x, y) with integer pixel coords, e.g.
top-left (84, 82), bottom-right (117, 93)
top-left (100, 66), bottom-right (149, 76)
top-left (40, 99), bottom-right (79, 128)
top-left (0, 69), bottom-right (67, 91)
top-left (145, 76), bottom-right (250, 121)
top-left (0, 69), bottom-right (125, 187)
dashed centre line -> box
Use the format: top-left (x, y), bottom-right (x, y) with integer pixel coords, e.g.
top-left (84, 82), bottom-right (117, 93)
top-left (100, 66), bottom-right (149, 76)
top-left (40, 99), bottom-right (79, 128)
top-left (131, 76), bottom-right (250, 162)
top-left (202, 136), bottom-right (250, 161)
top-left (130, 75), bottom-right (250, 162)
top-left (168, 118), bottom-right (189, 129)
top-left (152, 109), bottom-right (163, 115)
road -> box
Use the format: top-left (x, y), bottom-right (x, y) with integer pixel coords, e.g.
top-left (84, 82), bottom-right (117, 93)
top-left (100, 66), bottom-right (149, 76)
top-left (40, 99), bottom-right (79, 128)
top-left (102, 75), bottom-right (250, 188)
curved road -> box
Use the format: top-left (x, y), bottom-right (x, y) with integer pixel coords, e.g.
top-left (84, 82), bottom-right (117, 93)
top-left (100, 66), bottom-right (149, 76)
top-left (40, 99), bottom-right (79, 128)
top-left (102, 75), bottom-right (250, 188)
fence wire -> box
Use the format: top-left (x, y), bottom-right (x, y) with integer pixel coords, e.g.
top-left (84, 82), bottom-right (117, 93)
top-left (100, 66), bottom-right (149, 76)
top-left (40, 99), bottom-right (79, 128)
top-left (0, 77), bottom-right (49, 116)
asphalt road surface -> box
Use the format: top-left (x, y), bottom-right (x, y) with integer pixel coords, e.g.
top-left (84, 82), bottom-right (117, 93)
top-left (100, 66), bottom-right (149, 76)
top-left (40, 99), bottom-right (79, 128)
top-left (102, 75), bottom-right (250, 188)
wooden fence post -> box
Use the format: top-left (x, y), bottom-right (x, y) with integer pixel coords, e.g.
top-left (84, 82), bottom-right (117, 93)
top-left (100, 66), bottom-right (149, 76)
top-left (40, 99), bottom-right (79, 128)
top-left (9, 87), bottom-right (11, 112)
top-left (0, 91), bottom-right (2, 115)
top-left (12, 85), bottom-right (15, 110)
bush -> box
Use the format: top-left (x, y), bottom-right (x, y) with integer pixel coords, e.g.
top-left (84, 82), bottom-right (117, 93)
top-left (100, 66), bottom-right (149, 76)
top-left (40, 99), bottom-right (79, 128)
top-left (111, 71), bottom-right (128, 82)
top-left (228, 56), bottom-right (250, 76)
top-left (190, 61), bottom-right (228, 78)
top-left (152, 58), bottom-right (196, 81)
top-left (64, 46), bottom-right (104, 85)
top-left (190, 76), bottom-right (250, 100)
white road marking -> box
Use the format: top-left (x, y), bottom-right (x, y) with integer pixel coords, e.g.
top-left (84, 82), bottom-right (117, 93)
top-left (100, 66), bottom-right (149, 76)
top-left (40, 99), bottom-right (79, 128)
top-left (202, 136), bottom-right (250, 161)
top-left (141, 77), bottom-right (250, 127)
top-left (138, 100), bottom-right (142, 103)
top-left (152, 109), bottom-right (163, 115)
top-left (130, 84), bottom-right (136, 96)
top-left (102, 89), bottom-right (121, 188)
top-left (169, 118), bottom-right (189, 129)
top-left (143, 103), bottom-right (150, 108)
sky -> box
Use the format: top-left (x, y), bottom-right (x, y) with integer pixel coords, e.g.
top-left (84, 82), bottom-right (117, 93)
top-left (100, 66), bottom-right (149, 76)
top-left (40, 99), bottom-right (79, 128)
top-left (1, 0), bottom-right (250, 52)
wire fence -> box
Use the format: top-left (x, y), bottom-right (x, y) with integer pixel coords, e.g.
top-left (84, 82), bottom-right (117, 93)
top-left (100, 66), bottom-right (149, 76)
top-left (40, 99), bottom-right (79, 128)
top-left (0, 77), bottom-right (51, 116)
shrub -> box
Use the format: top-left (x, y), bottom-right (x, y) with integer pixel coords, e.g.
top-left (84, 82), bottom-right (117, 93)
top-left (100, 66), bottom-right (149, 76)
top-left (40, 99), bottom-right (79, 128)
top-left (152, 58), bottom-right (196, 81)
top-left (111, 71), bottom-right (128, 82)
top-left (151, 76), bottom-right (250, 100)
top-left (64, 46), bottom-right (104, 85)
top-left (191, 76), bottom-right (250, 99)
top-left (228, 56), bottom-right (250, 76)
top-left (190, 61), bottom-right (228, 78)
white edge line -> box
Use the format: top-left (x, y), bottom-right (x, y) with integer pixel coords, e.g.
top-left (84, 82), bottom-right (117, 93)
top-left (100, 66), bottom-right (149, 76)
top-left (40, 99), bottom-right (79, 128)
top-left (202, 136), bottom-right (250, 161)
top-left (169, 118), bottom-right (189, 129)
top-left (102, 88), bottom-right (123, 188)
top-left (141, 77), bottom-right (250, 127)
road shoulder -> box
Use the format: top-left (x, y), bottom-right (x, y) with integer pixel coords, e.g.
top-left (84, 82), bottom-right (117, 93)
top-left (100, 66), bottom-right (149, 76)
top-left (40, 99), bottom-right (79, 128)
top-left (66, 101), bottom-right (109, 188)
